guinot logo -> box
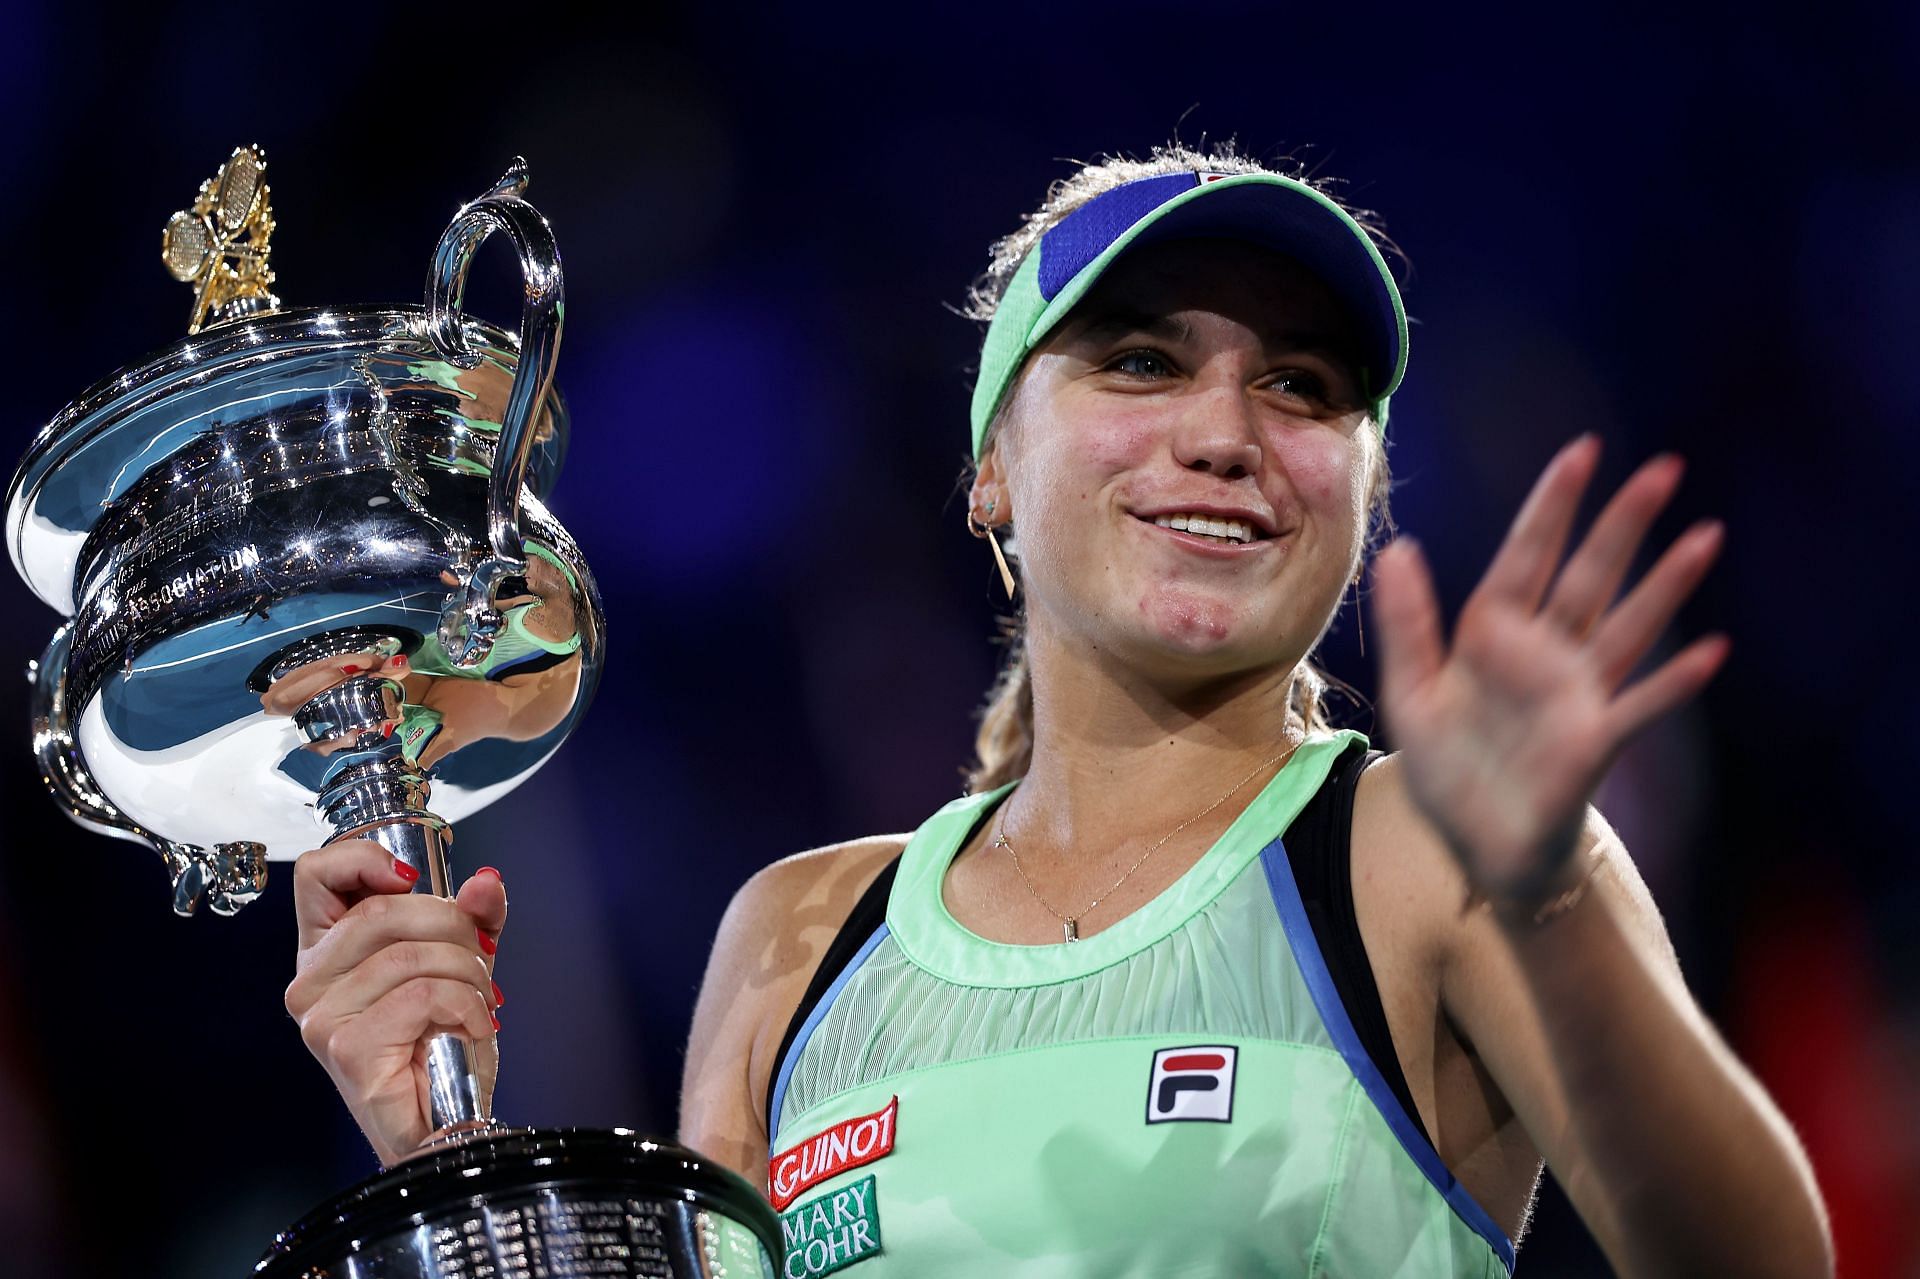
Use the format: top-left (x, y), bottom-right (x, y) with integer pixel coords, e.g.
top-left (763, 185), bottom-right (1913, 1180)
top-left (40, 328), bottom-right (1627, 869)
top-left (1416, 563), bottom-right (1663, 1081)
top-left (768, 1097), bottom-right (898, 1211)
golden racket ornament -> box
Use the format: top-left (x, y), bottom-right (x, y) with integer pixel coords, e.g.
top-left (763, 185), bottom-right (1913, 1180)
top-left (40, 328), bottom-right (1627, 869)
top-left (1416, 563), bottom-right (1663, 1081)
top-left (160, 143), bottom-right (280, 333)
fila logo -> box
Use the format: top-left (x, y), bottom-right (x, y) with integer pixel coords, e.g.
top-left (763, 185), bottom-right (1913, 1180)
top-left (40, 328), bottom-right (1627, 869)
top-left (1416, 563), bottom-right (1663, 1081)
top-left (1146, 1045), bottom-right (1237, 1123)
top-left (768, 1097), bottom-right (898, 1210)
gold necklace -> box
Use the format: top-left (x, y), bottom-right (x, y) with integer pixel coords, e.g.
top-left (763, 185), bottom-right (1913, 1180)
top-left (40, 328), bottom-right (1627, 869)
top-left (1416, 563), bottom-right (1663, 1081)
top-left (992, 741), bottom-right (1300, 943)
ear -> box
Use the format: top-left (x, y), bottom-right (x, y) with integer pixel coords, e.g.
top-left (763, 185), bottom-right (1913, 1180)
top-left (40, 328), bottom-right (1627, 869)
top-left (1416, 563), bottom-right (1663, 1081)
top-left (969, 439), bottom-right (1012, 525)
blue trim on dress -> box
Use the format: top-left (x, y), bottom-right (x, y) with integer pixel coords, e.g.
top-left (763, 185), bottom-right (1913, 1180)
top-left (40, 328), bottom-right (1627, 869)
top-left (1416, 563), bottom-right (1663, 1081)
top-left (1258, 838), bottom-right (1518, 1274)
top-left (767, 924), bottom-right (891, 1145)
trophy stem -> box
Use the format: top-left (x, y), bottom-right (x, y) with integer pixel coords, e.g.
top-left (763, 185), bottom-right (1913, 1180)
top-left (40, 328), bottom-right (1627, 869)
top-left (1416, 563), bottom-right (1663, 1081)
top-left (295, 666), bottom-right (493, 1145)
top-left (346, 819), bottom-right (492, 1143)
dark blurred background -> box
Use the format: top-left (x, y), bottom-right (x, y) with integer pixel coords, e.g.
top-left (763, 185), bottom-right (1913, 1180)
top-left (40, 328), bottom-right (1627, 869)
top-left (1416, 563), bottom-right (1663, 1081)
top-left (1, 2), bottom-right (1915, 1275)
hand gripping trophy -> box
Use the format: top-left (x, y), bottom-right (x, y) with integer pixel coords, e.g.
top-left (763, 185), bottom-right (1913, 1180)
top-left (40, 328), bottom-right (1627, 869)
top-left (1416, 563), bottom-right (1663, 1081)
top-left (8, 147), bottom-right (782, 1277)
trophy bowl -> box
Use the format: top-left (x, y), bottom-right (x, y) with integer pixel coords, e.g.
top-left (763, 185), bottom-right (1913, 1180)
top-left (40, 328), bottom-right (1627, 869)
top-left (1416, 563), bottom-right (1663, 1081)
top-left (7, 148), bottom-right (782, 1277)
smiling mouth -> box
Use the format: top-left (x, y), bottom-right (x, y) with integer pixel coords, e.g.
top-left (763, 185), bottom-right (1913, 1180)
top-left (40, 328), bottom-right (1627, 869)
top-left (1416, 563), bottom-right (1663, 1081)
top-left (1148, 513), bottom-right (1264, 545)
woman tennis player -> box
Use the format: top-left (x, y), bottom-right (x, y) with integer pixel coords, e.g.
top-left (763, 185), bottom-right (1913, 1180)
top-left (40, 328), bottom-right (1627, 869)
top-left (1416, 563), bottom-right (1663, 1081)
top-left (285, 145), bottom-right (1832, 1275)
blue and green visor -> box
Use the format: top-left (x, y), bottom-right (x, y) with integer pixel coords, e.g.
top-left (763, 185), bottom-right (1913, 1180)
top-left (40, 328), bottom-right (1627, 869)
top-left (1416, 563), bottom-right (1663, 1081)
top-left (970, 170), bottom-right (1408, 459)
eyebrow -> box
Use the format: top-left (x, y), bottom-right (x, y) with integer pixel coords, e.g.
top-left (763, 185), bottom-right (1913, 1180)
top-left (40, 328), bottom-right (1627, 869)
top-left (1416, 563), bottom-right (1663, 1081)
top-left (1063, 307), bottom-right (1353, 362)
top-left (1065, 308), bottom-right (1193, 346)
top-left (1264, 330), bottom-right (1358, 363)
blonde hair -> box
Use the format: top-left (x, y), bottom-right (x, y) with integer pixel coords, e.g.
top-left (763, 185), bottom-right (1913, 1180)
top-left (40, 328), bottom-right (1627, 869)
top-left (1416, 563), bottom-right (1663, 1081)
top-left (963, 142), bottom-right (1399, 793)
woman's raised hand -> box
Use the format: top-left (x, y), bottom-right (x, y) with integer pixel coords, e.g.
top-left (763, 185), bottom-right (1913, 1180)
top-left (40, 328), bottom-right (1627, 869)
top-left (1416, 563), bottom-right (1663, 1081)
top-left (1368, 434), bottom-right (1729, 898)
top-left (284, 841), bottom-right (506, 1167)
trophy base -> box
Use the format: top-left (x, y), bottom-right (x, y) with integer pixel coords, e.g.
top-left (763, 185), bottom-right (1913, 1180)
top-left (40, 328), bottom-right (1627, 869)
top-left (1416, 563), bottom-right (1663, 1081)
top-left (255, 1127), bottom-right (780, 1278)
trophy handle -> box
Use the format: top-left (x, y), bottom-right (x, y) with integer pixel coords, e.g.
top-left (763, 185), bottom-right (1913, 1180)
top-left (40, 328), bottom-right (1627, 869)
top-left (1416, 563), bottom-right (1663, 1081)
top-left (423, 158), bottom-right (565, 668)
top-left (28, 625), bottom-right (268, 917)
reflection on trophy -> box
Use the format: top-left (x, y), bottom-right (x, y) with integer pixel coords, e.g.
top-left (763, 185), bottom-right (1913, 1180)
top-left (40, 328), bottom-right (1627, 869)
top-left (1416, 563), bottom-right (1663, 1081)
top-left (8, 146), bottom-right (781, 1276)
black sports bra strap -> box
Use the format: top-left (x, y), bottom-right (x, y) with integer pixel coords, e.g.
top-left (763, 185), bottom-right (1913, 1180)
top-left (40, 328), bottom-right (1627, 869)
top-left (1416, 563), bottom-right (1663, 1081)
top-left (1286, 742), bottom-right (1432, 1148)
top-left (767, 853), bottom-right (901, 1134)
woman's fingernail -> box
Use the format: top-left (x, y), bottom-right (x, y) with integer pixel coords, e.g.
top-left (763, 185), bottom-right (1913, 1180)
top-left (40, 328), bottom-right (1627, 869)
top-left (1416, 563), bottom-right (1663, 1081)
top-left (342, 664), bottom-right (362, 674)
top-left (490, 1008), bottom-right (501, 1032)
top-left (391, 857), bottom-right (419, 884)
top-left (477, 928), bottom-right (497, 956)
top-left (492, 980), bottom-right (504, 1008)
top-left (476, 866), bottom-right (503, 882)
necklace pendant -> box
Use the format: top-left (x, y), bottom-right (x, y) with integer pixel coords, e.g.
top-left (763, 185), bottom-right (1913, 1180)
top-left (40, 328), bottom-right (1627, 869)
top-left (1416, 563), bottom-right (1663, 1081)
top-left (1063, 919), bottom-right (1079, 943)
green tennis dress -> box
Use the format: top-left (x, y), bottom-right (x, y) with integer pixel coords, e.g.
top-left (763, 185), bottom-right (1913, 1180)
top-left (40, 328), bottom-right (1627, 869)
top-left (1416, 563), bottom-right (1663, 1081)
top-left (767, 730), bottom-right (1514, 1277)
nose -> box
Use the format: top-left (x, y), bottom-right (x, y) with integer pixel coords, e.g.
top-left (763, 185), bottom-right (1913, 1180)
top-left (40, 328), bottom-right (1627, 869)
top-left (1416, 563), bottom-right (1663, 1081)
top-left (1170, 382), bottom-right (1262, 481)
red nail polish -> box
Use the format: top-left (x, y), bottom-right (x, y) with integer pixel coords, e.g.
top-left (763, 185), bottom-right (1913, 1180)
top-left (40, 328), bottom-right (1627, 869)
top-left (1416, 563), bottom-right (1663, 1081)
top-left (490, 1008), bottom-right (501, 1032)
top-left (477, 929), bottom-right (497, 956)
top-left (491, 980), bottom-right (504, 1008)
top-left (381, 720), bottom-right (395, 738)
top-left (391, 857), bottom-right (419, 884)
top-left (476, 866), bottom-right (503, 881)
top-left (341, 664), bottom-right (362, 674)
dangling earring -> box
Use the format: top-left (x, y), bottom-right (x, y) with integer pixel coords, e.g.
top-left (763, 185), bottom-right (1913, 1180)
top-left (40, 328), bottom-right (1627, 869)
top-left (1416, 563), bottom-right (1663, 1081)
top-left (967, 500), bottom-right (1017, 600)
top-left (1352, 566), bottom-right (1366, 657)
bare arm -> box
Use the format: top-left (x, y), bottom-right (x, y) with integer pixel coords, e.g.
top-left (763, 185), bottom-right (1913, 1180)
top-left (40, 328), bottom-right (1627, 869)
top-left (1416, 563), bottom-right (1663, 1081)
top-left (1448, 814), bottom-right (1827, 1277)
top-left (679, 836), bottom-right (906, 1187)
top-left (1370, 764), bottom-right (1830, 1275)
top-left (1367, 435), bottom-right (1831, 1275)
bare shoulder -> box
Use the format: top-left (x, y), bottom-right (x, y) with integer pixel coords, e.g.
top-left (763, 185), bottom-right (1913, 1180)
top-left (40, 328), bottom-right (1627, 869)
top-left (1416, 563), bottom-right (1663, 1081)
top-left (733, 833), bottom-right (913, 934)
top-left (1349, 751), bottom-right (1469, 974)
top-left (679, 833), bottom-right (909, 1184)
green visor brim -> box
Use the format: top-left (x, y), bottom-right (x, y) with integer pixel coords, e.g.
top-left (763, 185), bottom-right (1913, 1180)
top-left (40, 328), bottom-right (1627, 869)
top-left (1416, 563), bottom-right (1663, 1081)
top-left (969, 172), bottom-right (1407, 459)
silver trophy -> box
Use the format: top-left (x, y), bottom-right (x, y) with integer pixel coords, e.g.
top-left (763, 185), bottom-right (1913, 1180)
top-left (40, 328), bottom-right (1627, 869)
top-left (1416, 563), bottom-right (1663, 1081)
top-left (8, 147), bottom-right (780, 1277)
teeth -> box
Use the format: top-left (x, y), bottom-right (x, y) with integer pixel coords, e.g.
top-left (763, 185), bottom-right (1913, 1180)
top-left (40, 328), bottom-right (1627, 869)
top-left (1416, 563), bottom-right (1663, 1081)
top-left (1152, 513), bottom-right (1257, 544)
